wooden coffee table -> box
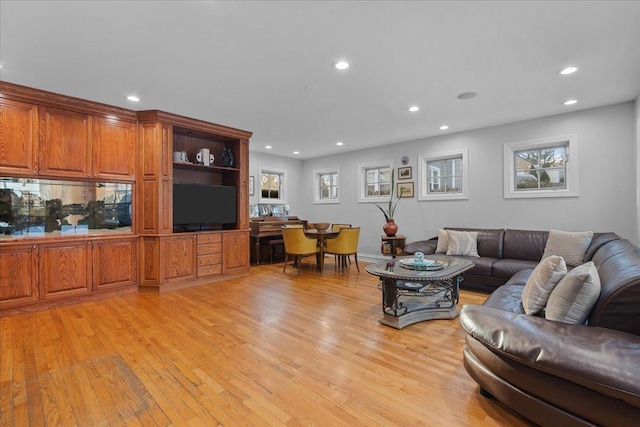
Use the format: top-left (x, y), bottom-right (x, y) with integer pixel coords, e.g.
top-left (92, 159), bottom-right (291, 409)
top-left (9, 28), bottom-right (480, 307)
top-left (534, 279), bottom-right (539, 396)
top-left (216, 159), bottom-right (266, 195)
top-left (366, 255), bottom-right (474, 329)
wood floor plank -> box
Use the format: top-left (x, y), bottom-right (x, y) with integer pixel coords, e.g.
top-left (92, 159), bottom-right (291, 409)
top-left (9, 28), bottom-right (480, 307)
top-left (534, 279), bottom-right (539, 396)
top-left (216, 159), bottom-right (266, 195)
top-left (0, 261), bottom-right (533, 426)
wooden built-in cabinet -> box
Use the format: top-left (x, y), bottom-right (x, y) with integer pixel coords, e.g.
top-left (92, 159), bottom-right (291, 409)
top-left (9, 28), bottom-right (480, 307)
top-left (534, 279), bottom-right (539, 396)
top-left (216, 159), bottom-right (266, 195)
top-left (0, 237), bottom-right (137, 314)
top-left (0, 81), bottom-right (252, 310)
top-left (0, 244), bottom-right (38, 309)
top-left (0, 98), bottom-right (38, 175)
top-left (197, 233), bottom-right (222, 278)
top-left (93, 238), bottom-right (137, 291)
top-left (136, 111), bottom-right (251, 293)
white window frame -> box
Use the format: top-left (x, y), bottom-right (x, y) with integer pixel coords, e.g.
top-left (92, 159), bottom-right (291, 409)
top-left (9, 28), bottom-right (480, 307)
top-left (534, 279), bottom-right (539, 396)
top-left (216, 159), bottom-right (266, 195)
top-left (258, 166), bottom-right (287, 204)
top-left (358, 160), bottom-right (394, 204)
top-left (313, 167), bottom-right (340, 204)
top-left (503, 134), bottom-right (578, 199)
top-left (418, 148), bottom-right (469, 201)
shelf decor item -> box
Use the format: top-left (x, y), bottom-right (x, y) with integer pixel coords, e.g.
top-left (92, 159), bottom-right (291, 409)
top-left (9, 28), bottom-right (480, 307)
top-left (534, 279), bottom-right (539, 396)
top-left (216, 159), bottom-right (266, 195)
top-left (374, 168), bottom-right (402, 237)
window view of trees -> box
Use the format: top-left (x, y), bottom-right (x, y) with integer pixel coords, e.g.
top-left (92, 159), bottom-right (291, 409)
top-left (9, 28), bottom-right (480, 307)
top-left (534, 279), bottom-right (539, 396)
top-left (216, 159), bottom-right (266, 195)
top-left (261, 172), bottom-right (281, 199)
top-left (319, 172), bottom-right (338, 200)
top-left (515, 145), bottom-right (566, 190)
top-left (366, 167), bottom-right (392, 197)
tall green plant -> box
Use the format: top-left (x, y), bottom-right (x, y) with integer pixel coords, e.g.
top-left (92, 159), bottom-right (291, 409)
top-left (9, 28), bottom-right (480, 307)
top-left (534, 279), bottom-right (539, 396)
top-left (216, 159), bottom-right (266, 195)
top-left (374, 168), bottom-right (402, 221)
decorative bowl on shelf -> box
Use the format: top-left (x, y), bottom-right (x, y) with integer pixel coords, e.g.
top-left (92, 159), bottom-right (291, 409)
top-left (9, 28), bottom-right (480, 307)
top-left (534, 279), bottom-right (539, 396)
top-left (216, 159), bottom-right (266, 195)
top-left (311, 222), bottom-right (331, 231)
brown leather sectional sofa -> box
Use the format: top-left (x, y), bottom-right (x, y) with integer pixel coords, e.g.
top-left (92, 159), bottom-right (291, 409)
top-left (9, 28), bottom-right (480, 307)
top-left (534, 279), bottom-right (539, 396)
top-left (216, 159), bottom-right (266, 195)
top-left (404, 228), bottom-right (640, 426)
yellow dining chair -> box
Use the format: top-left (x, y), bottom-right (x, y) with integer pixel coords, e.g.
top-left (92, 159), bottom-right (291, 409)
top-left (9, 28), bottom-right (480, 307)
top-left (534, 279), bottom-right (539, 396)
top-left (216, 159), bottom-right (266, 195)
top-left (282, 227), bottom-right (319, 274)
top-left (325, 227), bottom-right (360, 271)
top-left (331, 223), bottom-right (351, 231)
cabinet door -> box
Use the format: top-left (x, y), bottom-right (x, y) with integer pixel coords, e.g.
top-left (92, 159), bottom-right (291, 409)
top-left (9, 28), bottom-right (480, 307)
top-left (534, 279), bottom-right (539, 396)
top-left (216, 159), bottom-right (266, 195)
top-left (93, 116), bottom-right (136, 180)
top-left (0, 99), bottom-right (38, 175)
top-left (223, 231), bottom-right (250, 274)
top-left (138, 123), bottom-right (172, 234)
top-left (93, 238), bottom-right (137, 290)
top-left (39, 107), bottom-right (92, 178)
top-left (0, 244), bottom-right (38, 309)
top-left (163, 234), bottom-right (196, 281)
top-left (40, 240), bottom-right (92, 300)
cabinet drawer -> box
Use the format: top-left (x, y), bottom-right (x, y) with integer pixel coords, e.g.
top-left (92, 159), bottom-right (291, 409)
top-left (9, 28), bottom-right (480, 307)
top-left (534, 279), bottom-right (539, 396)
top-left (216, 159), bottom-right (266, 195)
top-left (197, 264), bottom-right (222, 277)
top-left (197, 233), bottom-right (222, 245)
top-left (197, 253), bottom-right (221, 267)
top-left (197, 243), bottom-right (221, 255)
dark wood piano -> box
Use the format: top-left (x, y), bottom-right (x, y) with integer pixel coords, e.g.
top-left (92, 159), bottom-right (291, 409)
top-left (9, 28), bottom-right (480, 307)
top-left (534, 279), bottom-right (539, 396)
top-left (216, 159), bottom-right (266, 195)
top-left (250, 216), bottom-right (307, 264)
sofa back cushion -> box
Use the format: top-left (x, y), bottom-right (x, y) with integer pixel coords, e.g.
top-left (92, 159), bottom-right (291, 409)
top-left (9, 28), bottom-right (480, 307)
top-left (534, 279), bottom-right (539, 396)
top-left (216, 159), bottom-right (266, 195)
top-left (584, 232), bottom-right (620, 261)
top-left (503, 229), bottom-right (548, 261)
top-left (446, 227), bottom-right (504, 259)
top-left (589, 239), bottom-right (640, 336)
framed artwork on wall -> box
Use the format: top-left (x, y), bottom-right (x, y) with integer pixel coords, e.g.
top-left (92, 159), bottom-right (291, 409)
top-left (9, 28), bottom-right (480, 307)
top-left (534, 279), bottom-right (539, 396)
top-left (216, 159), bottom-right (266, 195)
top-left (249, 176), bottom-right (255, 196)
top-left (397, 182), bottom-right (414, 198)
top-left (398, 166), bottom-right (412, 180)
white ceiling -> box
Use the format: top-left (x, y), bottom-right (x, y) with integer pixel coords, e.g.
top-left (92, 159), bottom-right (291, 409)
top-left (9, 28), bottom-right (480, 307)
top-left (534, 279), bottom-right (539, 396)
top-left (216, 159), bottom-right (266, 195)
top-left (1, 1), bottom-right (639, 159)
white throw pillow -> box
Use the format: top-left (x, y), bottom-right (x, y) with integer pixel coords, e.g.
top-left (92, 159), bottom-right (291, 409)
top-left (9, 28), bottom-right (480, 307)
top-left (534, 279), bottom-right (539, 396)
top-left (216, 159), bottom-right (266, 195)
top-left (546, 261), bottom-right (601, 324)
top-left (435, 228), bottom-right (449, 254)
top-left (542, 230), bottom-right (594, 267)
top-left (521, 255), bottom-right (567, 315)
top-left (446, 230), bottom-right (479, 257)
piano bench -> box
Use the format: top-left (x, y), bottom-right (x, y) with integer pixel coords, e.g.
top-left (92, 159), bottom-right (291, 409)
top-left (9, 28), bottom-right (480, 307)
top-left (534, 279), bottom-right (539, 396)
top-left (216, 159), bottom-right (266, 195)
top-left (266, 238), bottom-right (284, 264)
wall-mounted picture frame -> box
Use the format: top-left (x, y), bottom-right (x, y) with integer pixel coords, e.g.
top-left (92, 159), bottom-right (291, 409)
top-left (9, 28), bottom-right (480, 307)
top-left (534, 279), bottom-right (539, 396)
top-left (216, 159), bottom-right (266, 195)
top-left (398, 166), bottom-right (412, 180)
top-left (249, 176), bottom-right (255, 196)
top-left (397, 182), bottom-right (414, 198)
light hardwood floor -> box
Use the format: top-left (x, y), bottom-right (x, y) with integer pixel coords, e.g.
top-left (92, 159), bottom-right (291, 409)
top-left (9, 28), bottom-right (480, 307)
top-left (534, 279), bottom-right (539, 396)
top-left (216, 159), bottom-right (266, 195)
top-left (1, 259), bottom-right (532, 426)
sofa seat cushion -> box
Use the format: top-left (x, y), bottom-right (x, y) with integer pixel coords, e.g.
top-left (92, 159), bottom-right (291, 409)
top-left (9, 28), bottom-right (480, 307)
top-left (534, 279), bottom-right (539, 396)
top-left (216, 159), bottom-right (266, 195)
top-left (480, 284), bottom-right (525, 314)
top-left (460, 305), bottom-right (640, 407)
top-left (492, 259), bottom-right (539, 279)
top-left (455, 256), bottom-right (498, 277)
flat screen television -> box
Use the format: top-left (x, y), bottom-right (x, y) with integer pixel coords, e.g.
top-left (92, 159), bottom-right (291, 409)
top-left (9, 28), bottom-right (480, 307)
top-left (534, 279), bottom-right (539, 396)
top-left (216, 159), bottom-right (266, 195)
top-left (173, 183), bottom-right (237, 229)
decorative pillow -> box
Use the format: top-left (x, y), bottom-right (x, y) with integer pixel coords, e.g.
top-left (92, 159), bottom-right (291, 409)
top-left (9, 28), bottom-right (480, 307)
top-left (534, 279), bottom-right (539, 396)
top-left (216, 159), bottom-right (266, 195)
top-left (435, 228), bottom-right (449, 254)
top-left (521, 255), bottom-right (567, 315)
top-left (542, 230), bottom-right (594, 267)
top-left (546, 261), bottom-right (601, 324)
top-left (446, 230), bottom-right (479, 257)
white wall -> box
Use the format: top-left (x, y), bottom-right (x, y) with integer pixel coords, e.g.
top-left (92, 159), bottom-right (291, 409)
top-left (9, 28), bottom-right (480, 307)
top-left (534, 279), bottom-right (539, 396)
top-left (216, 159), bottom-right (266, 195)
top-left (250, 101), bottom-right (638, 258)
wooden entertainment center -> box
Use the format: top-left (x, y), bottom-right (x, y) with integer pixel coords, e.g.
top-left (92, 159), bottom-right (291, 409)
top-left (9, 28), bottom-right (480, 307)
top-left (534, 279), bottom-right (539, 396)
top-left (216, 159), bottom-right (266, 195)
top-left (0, 81), bottom-right (252, 314)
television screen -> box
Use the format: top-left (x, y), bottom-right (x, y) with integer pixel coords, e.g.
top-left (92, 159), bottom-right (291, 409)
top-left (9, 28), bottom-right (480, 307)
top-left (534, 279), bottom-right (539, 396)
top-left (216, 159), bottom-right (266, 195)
top-left (173, 183), bottom-right (237, 226)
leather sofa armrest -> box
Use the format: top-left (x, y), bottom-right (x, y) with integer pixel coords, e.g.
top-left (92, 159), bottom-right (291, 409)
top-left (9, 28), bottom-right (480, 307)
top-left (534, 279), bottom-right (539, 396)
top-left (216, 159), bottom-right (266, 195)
top-left (460, 304), bottom-right (640, 402)
top-left (403, 239), bottom-right (437, 255)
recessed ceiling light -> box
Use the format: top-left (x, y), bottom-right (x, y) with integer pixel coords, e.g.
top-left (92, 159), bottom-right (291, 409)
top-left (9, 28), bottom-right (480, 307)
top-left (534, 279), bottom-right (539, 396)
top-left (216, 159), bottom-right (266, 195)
top-left (265, 145), bottom-right (272, 149)
top-left (439, 125), bottom-right (449, 130)
top-left (457, 91), bottom-right (478, 100)
top-left (558, 66), bottom-right (578, 75)
top-left (336, 141), bottom-right (344, 146)
top-left (126, 95), bottom-right (140, 102)
top-left (293, 151), bottom-right (299, 155)
top-left (408, 106), bottom-right (420, 112)
top-left (564, 99), bottom-right (578, 105)
top-left (333, 61), bottom-right (350, 70)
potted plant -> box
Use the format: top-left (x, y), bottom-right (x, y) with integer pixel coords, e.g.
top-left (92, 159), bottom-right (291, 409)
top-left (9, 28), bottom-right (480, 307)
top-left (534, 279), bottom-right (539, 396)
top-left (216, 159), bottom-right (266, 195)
top-left (374, 168), bottom-right (402, 237)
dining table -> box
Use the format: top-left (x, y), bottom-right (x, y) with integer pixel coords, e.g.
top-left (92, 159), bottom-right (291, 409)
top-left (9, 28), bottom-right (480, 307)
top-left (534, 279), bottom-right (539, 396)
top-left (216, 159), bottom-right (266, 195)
top-left (303, 229), bottom-right (340, 272)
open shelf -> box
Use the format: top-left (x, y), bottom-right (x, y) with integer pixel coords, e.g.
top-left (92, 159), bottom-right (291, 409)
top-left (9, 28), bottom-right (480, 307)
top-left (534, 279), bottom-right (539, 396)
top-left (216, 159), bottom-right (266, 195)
top-left (172, 162), bottom-right (240, 173)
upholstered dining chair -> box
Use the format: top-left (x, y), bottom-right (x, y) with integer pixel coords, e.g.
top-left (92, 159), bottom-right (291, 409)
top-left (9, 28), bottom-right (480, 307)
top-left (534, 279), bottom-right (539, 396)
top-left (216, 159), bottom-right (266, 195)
top-left (331, 223), bottom-right (351, 231)
top-left (282, 227), bottom-right (319, 274)
top-left (325, 227), bottom-right (360, 271)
